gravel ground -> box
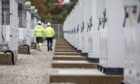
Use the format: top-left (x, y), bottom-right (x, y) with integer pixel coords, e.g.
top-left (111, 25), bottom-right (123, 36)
top-left (0, 42), bottom-right (54, 84)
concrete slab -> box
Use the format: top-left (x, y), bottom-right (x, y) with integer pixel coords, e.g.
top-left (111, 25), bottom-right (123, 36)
top-left (55, 50), bottom-right (76, 52)
top-left (55, 45), bottom-right (71, 47)
top-left (55, 44), bottom-right (68, 46)
top-left (55, 48), bottom-right (73, 50)
top-left (55, 52), bottom-right (77, 54)
top-left (54, 55), bottom-right (84, 57)
top-left (53, 60), bottom-right (89, 64)
top-left (52, 60), bottom-right (98, 68)
top-left (51, 69), bottom-right (105, 76)
top-left (0, 53), bottom-right (13, 65)
top-left (53, 56), bottom-right (86, 60)
top-left (55, 49), bottom-right (75, 51)
top-left (18, 45), bottom-right (30, 54)
top-left (50, 69), bottom-right (123, 84)
top-left (50, 83), bottom-right (76, 84)
top-left (50, 75), bottom-right (123, 84)
top-left (54, 52), bottom-right (80, 55)
top-left (53, 55), bottom-right (83, 57)
top-left (51, 64), bottom-right (123, 81)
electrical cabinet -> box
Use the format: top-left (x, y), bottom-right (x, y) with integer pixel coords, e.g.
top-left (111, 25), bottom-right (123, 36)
top-left (0, 0), bottom-right (2, 44)
top-left (25, 1), bottom-right (32, 46)
top-left (63, 0), bottom-right (140, 81)
top-left (122, 0), bottom-right (140, 83)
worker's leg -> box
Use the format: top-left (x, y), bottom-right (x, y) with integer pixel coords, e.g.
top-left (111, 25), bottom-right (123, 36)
top-left (38, 37), bottom-right (43, 50)
top-left (38, 43), bottom-right (42, 50)
top-left (36, 37), bottom-right (40, 50)
top-left (50, 38), bottom-right (53, 51)
top-left (46, 38), bottom-right (50, 51)
top-left (37, 43), bottom-right (39, 49)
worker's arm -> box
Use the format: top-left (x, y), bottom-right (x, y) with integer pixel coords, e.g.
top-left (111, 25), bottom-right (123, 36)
top-left (42, 27), bottom-right (45, 37)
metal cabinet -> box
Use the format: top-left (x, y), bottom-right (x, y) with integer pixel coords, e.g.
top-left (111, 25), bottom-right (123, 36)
top-left (122, 0), bottom-right (140, 83)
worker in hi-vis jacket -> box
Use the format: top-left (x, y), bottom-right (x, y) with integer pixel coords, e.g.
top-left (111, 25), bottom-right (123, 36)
top-left (34, 21), bottom-right (44, 51)
top-left (44, 22), bottom-right (55, 51)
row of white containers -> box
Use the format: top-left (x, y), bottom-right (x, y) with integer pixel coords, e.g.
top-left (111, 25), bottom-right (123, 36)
top-left (63, 0), bottom-right (140, 83)
top-left (0, 0), bottom-right (39, 52)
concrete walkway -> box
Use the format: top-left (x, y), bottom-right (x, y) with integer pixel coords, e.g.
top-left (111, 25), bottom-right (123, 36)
top-left (0, 42), bottom-right (53, 84)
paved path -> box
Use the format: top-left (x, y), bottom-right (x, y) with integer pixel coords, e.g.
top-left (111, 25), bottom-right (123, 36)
top-left (0, 42), bottom-right (54, 84)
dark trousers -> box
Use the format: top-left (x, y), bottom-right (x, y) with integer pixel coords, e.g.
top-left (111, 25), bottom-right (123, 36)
top-left (36, 37), bottom-right (43, 43)
top-left (46, 37), bottom-right (53, 51)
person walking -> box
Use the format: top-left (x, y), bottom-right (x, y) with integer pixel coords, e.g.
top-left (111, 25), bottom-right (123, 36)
top-left (44, 22), bottom-right (55, 51)
top-left (34, 21), bottom-right (44, 50)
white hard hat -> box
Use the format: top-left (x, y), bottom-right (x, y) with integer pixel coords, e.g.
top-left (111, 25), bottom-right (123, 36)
top-left (38, 21), bottom-right (41, 24)
top-left (47, 22), bottom-right (51, 26)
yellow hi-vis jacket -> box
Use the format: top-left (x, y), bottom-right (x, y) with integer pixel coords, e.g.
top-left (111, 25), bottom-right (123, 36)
top-left (34, 25), bottom-right (44, 37)
top-left (44, 27), bottom-right (55, 38)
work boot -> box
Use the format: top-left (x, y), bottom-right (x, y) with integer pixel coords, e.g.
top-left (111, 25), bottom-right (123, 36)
top-left (50, 48), bottom-right (52, 51)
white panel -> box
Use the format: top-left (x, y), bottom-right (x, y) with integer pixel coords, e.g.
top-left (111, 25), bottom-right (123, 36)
top-left (81, 0), bottom-right (85, 52)
top-left (96, 0), bottom-right (105, 18)
top-left (123, 0), bottom-right (138, 6)
top-left (0, 0), bottom-right (2, 43)
top-left (5, 25), bottom-right (10, 41)
top-left (10, 0), bottom-right (19, 51)
top-left (106, 0), bottom-right (125, 67)
top-left (26, 10), bottom-right (31, 45)
top-left (19, 28), bottom-right (25, 40)
top-left (88, 0), bottom-right (100, 59)
top-left (87, 0), bottom-right (93, 56)
top-left (135, 23), bottom-right (140, 83)
top-left (123, 0), bottom-right (140, 83)
top-left (83, 0), bottom-right (88, 53)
